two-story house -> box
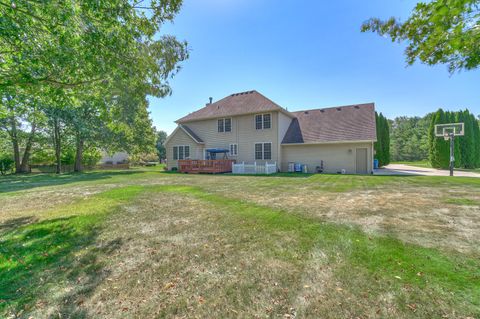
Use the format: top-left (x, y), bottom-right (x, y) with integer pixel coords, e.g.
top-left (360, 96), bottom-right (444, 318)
top-left (165, 90), bottom-right (377, 174)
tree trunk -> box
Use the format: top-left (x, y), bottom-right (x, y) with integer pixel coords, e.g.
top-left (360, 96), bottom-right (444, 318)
top-left (19, 122), bottom-right (36, 173)
top-left (53, 118), bottom-right (61, 174)
top-left (74, 136), bottom-right (84, 172)
top-left (9, 116), bottom-right (21, 173)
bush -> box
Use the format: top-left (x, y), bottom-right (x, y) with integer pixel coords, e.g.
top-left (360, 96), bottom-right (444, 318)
top-left (0, 153), bottom-right (14, 175)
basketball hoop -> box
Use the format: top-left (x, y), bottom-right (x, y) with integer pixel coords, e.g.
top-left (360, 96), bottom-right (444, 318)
top-left (434, 122), bottom-right (464, 177)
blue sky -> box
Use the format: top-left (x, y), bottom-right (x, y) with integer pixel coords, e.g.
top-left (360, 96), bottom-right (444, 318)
top-left (149, 0), bottom-right (479, 134)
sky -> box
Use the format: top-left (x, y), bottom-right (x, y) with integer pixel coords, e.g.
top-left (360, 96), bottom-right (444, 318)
top-left (149, 0), bottom-right (480, 134)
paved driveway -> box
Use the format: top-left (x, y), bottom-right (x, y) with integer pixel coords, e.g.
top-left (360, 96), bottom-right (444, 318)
top-left (374, 164), bottom-right (480, 177)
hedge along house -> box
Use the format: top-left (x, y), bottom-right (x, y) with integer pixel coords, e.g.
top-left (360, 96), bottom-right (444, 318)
top-left (165, 91), bottom-right (377, 174)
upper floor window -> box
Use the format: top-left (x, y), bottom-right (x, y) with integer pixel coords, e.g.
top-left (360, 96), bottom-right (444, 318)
top-left (173, 145), bottom-right (190, 160)
top-left (254, 142), bottom-right (272, 160)
top-left (218, 118), bottom-right (232, 132)
top-left (255, 114), bottom-right (271, 130)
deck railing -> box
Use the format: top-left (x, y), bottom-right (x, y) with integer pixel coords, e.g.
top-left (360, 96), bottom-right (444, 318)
top-left (232, 162), bottom-right (277, 175)
top-left (178, 159), bottom-right (235, 173)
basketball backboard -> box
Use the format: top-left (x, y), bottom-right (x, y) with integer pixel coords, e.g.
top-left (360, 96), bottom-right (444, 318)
top-left (434, 123), bottom-right (464, 138)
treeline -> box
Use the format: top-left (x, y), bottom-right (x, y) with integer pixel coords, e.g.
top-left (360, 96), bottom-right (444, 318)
top-left (0, 1), bottom-right (188, 174)
top-left (389, 109), bottom-right (480, 169)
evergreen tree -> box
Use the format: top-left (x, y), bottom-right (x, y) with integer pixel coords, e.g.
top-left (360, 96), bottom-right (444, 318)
top-left (457, 110), bottom-right (475, 168)
top-left (429, 109), bottom-right (450, 169)
top-left (374, 112), bottom-right (390, 167)
top-left (382, 115), bottom-right (391, 165)
top-left (472, 115), bottom-right (480, 168)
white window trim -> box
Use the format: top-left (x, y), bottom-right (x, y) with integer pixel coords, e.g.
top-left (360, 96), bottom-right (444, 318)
top-left (254, 113), bottom-right (272, 130)
top-left (173, 145), bottom-right (190, 160)
top-left (218, 118), bottom-right (232, 133)
top-left (230, 143), bottom-right (238, 156)
top-left (254, 142), bottom-right (272, 160)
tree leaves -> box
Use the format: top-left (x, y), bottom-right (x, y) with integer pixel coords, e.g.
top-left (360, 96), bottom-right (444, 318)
top-left (362, 0), bottom-right (480, 73)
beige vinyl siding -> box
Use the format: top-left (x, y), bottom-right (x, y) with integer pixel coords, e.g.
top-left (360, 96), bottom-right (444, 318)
top-left (182, 112), bottom-right (281, 164)
top-left (277, 112), bottom-right (293, 166)
top-left (281, 142), bottom-right (373, 174)
top-left (165, 128), bottom-right (203, 170)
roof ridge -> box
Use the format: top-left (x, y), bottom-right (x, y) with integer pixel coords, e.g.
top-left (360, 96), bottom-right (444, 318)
top-left (252, 91), bottom-right (293, 116)
top-left (293, 103), bottom-right (374, 114)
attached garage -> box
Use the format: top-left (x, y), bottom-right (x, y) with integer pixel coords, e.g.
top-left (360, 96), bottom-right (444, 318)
top-left (281, 104), bottom-right (377, 174)
top-left (281, 142), bottom-right (374, 174)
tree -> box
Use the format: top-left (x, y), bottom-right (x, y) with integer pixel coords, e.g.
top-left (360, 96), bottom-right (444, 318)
top-left (156, 130), bottom-right (168, 161)
top-left (362, 0), bottom-right (480, 73)
top-left (0, 90), bottom-right (46, 173)
top-left (375, 112), bottom-right (390, 166)
top-left (1, 0), bottom-right (188, 173)
top-left (429, 109), bottom-right (451, 168)
top-left (473, 115), bottom-right (480, 167)
top-left (390, 115), bottom-right (432, 161)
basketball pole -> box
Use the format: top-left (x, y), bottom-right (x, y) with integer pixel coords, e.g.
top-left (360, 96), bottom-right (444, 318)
top-left (449, 132), bottom-right (455, 177)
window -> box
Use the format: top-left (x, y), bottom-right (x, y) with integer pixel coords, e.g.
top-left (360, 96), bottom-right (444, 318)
top-left (255, 143), bottom-right (263, 160)
top-left (255, 114), bottom-right (271, 130)
top-left (255, 115), bottom-right (263, 130)
top-left (263, 143), bottom-right (271, 159)
top-left (254, 143), bottom-right (272, 160)
top-left (173, 145), bottom-right (190, 160)
top-left (224, 118), bottom-right (232, 132)
top-left (218, 118), bottom-right (232, 132)
top-left (230, 144), bottom-right (238, 156)
top-left (263, 114), bottom-right (271, 129)
top-left (178, 146), bottom-right (184, 160)
top-left (218, 119), bottom-right (224, 132)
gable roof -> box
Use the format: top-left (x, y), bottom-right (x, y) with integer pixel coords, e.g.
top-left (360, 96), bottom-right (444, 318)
top-left (165, 124), bottom-right (204, 145)
top-left (282, 103), bottom-right (377, 144)
top-left (176, 90), bottom-right (293, 123)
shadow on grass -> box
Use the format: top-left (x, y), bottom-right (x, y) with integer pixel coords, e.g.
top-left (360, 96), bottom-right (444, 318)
top-left (0, 215), bottom-right (122, 317)
top-left (0, 170), bottom-right (142, 194)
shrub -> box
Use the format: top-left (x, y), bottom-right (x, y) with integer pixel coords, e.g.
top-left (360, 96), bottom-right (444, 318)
top-left (0, 153), bottom-right (14, 175)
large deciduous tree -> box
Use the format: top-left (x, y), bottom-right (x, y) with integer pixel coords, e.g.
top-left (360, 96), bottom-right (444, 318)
top-left (156, 130), bottom-right (168, 161)
top-left (0, 0), bottom-right (188, 172)
top-left (362, 0), bottom-right (480, 73)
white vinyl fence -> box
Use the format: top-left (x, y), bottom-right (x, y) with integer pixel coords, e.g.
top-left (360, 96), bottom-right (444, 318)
top-left (232, 162), bottom-right (277, 175)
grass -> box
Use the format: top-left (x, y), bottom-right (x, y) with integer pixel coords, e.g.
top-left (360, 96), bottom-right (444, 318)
top-left (1, 168), bottom-right (479, 318)
top-left (391, 160), bottom-right (432, 168)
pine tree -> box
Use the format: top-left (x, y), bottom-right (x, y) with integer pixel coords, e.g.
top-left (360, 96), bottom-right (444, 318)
top-left (448, 111), bottom-right (461, 168)
top-left (472, 115), bottom-right (480, 168)
top-left (382, 115), bottom-right (391, 165)
top-left (462, 111), bottom-right (475, 168)
top-left (429, 109), bottom-right (450, 169)
top-left (374, 112), bottom-right (391, 167)
top-left (428, 111), bottom-right (437, 166)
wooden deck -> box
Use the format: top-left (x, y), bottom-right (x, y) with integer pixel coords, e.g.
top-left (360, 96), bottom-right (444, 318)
top-left (178, 159), bottom-right (236, 174)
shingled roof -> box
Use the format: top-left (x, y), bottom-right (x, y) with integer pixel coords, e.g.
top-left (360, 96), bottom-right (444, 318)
top-left (282, 103), bottom-right (377, 144)
top-left (176, 90), bottom-right (292, 123)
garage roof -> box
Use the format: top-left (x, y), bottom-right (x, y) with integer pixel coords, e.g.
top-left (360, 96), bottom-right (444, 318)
top-left (282, 103), bottom-right (377, 144)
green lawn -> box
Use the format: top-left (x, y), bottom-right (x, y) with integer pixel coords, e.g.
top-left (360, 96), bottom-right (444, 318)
top-left (1, 169), bottom-right (479, 318)
top-left (391, 160), bottom-right (432, 168)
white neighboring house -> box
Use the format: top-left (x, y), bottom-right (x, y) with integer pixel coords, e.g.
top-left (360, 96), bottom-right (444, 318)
top-left (99, 151), bottom-right (129, 164)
